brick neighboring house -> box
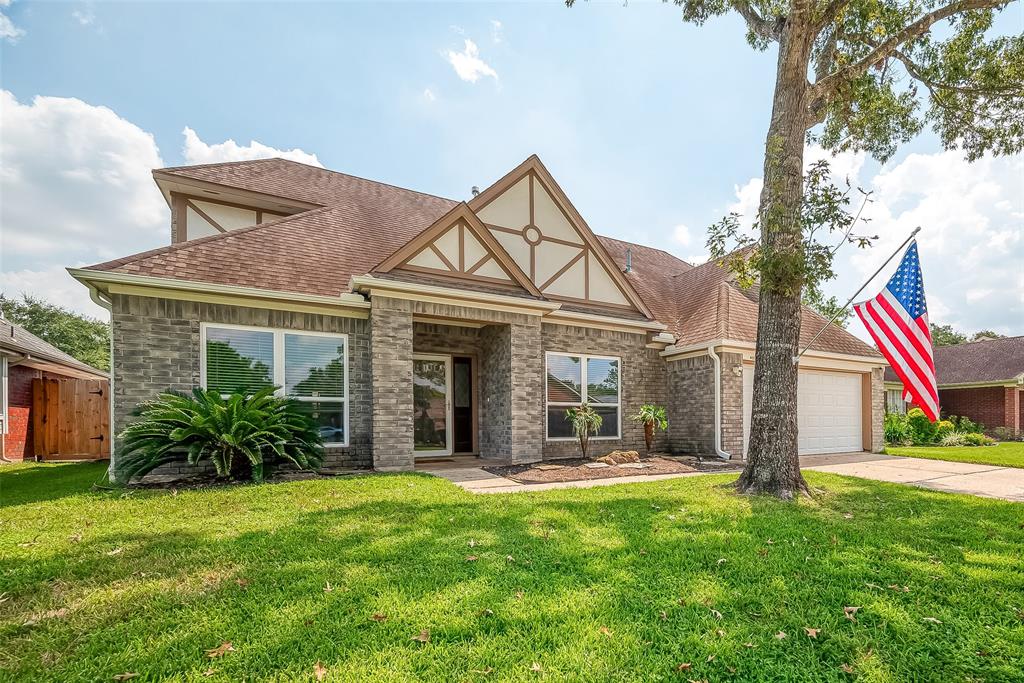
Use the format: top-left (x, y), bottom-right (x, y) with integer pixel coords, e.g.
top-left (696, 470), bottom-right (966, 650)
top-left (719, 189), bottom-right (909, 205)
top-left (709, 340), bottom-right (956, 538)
top-left (1, 319), bottom-right (109, 460)
top-left (69, 155), bottom-right (886, 481)
top-left (885, 335), bottom-right (1024, 436)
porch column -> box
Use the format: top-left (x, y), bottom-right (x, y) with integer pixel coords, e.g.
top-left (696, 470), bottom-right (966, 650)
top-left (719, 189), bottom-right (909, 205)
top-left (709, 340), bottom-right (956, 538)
top-left (479, 316), bottom-right (543, 463)
top-left (1005, 386), bottom-right (1021, 435)
top-left (370, 296), bottom-right (414, 471)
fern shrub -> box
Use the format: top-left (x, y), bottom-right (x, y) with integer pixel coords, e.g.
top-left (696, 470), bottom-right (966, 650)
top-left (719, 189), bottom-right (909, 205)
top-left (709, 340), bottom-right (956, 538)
top-left (118, 387), bottom-right (324, 483)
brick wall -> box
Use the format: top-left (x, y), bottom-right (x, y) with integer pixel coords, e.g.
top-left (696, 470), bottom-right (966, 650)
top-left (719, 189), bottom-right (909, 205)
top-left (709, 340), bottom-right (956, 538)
top-left (870, 368), bottom-right (885, 452)
top-left (540, 323), bottom-right (668, 460)
top-left (666, 356), bottom-right (715, 455)
top-left (3, 365), bottom-right (80, 460)
top-left (110, 294), bottom-right (372, 480)
top-left (719, 352), bottom-right (744, 457)
top-left (939, 385), bottom-right (1022, 434)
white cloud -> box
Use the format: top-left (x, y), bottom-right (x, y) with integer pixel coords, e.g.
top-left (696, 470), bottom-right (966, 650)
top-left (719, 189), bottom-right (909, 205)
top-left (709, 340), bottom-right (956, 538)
top-left (672, 223), bottom-right (692, 246)
top-left (1, 0), bottom-right (25, 43)
top-left (72, 7), bottom-right (96, 26)
top-left (423, 88), bottom-right (437, 102)
top-left (0, 90), bottom-right (169, 319)
top-left (490, 19), bottom-right (504, 44)
top-left (443, 39), bottom-right (498, 83)
top-left (181, 127), bottom-right (323, 167)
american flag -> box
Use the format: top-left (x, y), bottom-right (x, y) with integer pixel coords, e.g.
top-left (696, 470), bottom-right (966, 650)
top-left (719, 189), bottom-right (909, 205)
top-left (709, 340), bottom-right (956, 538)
top-left (853, 240), bottom-right (939, 421)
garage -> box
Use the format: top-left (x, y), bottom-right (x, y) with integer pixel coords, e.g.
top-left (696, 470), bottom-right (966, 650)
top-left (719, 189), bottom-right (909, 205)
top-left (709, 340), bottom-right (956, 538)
top-left (743, 367), bottom-right (865, 456)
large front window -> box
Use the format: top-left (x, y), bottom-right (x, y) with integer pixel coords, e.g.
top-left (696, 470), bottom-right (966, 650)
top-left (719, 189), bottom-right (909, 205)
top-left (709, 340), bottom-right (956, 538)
top-left (545, 352), bottom-right (620, 440)
top-left (201, 324), bottom-right (348, 445)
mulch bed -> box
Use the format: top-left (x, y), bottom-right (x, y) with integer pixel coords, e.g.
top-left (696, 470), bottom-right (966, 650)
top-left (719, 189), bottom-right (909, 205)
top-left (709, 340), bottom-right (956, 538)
top-left (483, 454), bottom-right (743, 484)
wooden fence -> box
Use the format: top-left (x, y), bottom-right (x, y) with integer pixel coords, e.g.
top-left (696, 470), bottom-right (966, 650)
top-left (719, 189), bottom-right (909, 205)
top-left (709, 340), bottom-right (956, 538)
top-left (31, 378), bottom-right (110, 460)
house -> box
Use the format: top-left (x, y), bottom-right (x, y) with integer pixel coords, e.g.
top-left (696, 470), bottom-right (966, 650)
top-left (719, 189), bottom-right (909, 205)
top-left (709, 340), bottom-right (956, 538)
top-left (1, 318), bottom-right (109, 460)
top-left (885, 335), bottom-right (1024, 435)
top-left (69, 155), bottom-right (886, 480)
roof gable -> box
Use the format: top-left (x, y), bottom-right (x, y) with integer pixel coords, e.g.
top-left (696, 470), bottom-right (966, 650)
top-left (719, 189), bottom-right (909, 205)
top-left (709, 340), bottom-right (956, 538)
top-left (469, 156), bottom-right (653, 317)
top-left (374, 204), bottom-right (540, 295)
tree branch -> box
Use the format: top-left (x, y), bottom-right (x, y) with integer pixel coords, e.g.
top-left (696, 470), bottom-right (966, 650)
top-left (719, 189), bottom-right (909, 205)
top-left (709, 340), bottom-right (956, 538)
top-left (811, 0), bottom-right (1011, 99)
top-left (814, 0), bottom-right (851, 31)
top-left (893, 49), bottom-right (1022, 96)
top-left (731, 0), bottom-right (783, 41)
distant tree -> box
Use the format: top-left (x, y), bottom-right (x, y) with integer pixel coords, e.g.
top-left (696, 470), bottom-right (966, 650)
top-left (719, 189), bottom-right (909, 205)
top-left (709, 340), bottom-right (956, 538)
top-left (970, 329), bottom-right (1004, 341)
top-left (929, 323), bottom-right (968, 346)
top-left (0, 293), bottom-right (110, 371)
top-left (802, 284), bottom-right (852, 328)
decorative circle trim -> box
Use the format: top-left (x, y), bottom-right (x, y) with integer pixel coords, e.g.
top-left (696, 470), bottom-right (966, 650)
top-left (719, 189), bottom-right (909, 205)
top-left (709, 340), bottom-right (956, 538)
top-left (523, 225), bottom-right (542, 245)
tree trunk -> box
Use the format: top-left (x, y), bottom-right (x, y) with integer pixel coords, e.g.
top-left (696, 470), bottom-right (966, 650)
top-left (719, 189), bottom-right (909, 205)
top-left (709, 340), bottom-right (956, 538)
top-left (644, 421), bottom-right (654, 455)
top-left (735, 3), bottom-right (814, 500)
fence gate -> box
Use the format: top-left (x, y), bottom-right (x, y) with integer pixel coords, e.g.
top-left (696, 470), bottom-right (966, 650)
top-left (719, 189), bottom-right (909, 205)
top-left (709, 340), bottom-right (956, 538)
top-left (31, 378), bottom-right (110, 460)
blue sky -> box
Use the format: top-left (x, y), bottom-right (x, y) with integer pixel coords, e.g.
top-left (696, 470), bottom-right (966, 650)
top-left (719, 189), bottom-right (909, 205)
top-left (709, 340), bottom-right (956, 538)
top-left (2, 1), bottom-right (1021, 341)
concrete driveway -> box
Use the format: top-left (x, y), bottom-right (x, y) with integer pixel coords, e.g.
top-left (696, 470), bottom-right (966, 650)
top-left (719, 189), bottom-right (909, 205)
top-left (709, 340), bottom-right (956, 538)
top-left (801, 452), bottom-right (1024, 502)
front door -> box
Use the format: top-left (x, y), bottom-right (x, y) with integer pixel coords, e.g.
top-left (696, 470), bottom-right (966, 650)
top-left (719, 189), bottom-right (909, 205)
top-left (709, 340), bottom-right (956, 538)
top-left (413, 354), bottom-right (452, 456)
top-left (452, 357), bottom-right (474, 453)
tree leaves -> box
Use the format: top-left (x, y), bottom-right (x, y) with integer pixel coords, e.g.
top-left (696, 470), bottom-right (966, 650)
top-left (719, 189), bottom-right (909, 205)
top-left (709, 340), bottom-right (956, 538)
top-left (205, 642), bottom-right (234, 658)
top-left (411, 630), bottom-right (430, 644)
top-left (313, 661), bottom-right (327, 681)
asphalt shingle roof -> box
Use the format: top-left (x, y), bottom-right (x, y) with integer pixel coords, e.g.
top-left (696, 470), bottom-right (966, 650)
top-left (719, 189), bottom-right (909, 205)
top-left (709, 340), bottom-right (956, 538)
top-left (0, 319), bottom-right (108, 378)
top-left (884, 335), bottom-right (1024, 385)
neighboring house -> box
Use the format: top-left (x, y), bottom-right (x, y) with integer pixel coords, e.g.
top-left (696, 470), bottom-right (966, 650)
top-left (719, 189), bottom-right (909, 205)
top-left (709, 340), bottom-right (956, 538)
top-left (0, 318), bottom-right (109, 460)
top-left (885, 335), bottom-right (1024, 435)
top-left (70, 155), bottom-right (886, 480)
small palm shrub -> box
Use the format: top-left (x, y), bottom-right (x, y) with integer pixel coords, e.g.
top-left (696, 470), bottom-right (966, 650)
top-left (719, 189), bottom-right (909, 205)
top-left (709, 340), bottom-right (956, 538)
top-left (565, 402), bottom-right (603, 459)
top-left (119, 387), bottom-right (324, 483)
top-left (631, 404), bottom-right (668, 454)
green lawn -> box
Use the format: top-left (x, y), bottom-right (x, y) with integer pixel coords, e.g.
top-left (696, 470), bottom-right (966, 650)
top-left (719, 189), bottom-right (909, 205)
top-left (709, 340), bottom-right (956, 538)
top-left (887, 441), bottom-right (1024, 469)
top-left (1, 463), bottom-right (1022, 682)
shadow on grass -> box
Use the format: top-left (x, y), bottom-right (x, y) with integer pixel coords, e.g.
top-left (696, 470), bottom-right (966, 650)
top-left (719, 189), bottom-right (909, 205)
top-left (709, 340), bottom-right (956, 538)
top-left (1, 468), bottom-right (1022, 682)
top-left (0, 460), bottom-right (109, 508)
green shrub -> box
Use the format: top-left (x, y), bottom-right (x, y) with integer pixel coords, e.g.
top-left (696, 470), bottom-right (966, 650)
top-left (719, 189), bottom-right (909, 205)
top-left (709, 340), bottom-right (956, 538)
top-left (119, 387), bottom-right (324, 482)
top-left (961, 432), bottom-right (996, 447)
top-left (950, 415), bottom-right (983, 435)
top-left (907, 407), bottom-right (937, 445)
top-left (935, 420), bottom-right (956, 439)
top-left (884, 412), bottom-right (912, 445)
top-left (565, 402), bottom-right (604, 459)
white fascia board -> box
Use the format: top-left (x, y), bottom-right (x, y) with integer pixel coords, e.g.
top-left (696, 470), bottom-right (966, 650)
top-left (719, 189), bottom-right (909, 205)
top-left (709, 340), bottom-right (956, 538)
top-left (544, 309), bottom-right (668, 333)
top-left (662, 338), bottom-right (887, 368)
top-left (350, 274), bottom-right (561, 314)
top-left (69, 268), bottom-right (370, 310)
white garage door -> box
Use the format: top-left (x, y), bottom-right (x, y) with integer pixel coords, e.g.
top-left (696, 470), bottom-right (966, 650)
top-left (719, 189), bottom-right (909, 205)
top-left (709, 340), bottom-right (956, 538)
top-left (743, 368), bottom-right (863, 456)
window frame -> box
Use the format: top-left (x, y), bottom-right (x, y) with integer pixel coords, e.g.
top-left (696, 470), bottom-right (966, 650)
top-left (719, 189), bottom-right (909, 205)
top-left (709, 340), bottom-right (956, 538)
top-left (199, 322), bottom-right (349, 447)
top-left (544, 351), bottom-right (621, 442)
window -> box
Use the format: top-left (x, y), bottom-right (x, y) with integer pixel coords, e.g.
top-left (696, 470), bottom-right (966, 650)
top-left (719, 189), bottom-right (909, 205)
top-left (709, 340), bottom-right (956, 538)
top-left (545, 352), bottom-right (620, 440)
top-left (201, 324), bottom-right (348, 445)
top-left (885, 388), bottom-right (907, 415)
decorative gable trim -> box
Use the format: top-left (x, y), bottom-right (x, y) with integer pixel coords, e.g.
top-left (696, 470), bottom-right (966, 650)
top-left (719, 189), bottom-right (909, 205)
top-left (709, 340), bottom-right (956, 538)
top-left (468, 155), bottom-right (654, 318)
top-left (374, 203), bottom-right (541, 296)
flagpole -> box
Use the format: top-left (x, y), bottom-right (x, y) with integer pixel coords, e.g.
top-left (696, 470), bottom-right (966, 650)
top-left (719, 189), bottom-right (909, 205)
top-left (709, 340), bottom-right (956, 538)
top-left (793, 226), bottom-right (921, 364)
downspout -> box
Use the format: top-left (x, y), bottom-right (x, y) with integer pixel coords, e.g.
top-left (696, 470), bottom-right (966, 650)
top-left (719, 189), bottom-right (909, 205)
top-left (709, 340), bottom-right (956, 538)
top-left (85, 282), bottom-right (116, 482)
top-left (707, 345), bottom-right (731, 460)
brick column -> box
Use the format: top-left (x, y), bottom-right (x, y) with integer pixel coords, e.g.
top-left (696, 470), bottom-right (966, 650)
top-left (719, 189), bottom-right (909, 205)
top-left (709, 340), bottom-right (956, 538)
top-left (509, 319), bottom-right (543, 463)
top-left (870, 367), bottom-right (885, 452)
top-left (370, 296), bottom-right (414, 471)
top-left (1005, 386), bottom-right (1021, 435)
top-left (719, 352), bottom-right (745, 458)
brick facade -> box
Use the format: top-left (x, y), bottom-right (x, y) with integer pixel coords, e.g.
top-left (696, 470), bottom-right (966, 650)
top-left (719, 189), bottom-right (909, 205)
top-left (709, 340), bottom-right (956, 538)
top-left (540, 323), bottom-right (669, 459)
top-left (938, 385), bottom-right (1022, 435)
top-left (106, 290), bottom-right (888, 479)
top-left (3, 365), bottom-right (79, 460)
top-left (870, 368), bottom-right (885, 452)
top-left (110, 294), bottom-right (372, 479)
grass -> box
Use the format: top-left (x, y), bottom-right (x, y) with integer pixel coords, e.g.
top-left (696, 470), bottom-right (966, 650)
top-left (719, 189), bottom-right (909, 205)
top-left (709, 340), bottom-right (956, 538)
top-left (887, 441), bottom-right (1024, 469)
top-left (1, 462), bottom-right (1023, 682)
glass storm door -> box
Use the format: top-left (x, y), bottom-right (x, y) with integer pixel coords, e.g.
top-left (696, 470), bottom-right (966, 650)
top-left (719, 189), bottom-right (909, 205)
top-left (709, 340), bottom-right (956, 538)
top-left (413, 354), bottom-right (453, 456)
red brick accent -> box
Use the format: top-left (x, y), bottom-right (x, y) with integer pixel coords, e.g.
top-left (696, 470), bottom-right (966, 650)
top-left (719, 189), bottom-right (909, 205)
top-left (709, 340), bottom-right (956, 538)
top-left (938, 385), bottom-right (1022, 434)
top-left (3, 365), bottom-right (78, 460)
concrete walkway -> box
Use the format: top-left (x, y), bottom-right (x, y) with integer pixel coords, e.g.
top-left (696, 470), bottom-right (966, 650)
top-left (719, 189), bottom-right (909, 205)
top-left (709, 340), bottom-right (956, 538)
top-left (420, 453), bottom-right (1024, 501)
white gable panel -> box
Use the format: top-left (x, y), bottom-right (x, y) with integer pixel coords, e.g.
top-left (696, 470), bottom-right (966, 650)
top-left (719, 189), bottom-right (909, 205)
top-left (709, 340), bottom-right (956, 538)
top-left (490, 229), bottom-right (531, 274)
top-left (409, 247), bottom-right (450, 271)
top-left (193, 200), bottom-right (257, 231)
top-left (434, 226), bottom-right (460, 266)
top-left (186, 206), bottom-right (222, 239)
top-left (474, 257), bottom-right (511, 280)
top-left (463, 229), bottom-right (488, 267)
top-left (543, 255), bottom-right (586, 298)
top-left (587, 251), bottom-right (630, 305)
top-left (533, 182), bottom-right (583, 245)
top-left (535, 241), bottom-right (583, 287)
top-left (477, 176), bottom-right (530, 229)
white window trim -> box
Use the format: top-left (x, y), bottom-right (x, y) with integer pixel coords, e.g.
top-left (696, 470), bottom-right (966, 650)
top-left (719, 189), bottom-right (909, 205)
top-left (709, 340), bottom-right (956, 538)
top-left (545, 351), bottom-right (622, 441)
top-left (199, 322), bottom-right (349, 447)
